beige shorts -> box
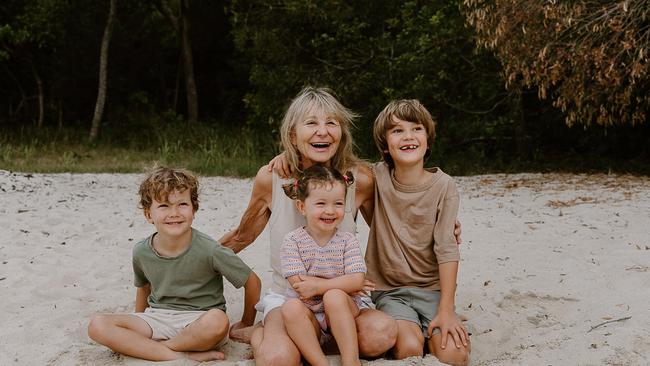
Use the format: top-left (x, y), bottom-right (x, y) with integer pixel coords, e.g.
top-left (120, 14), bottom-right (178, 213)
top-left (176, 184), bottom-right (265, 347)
top-left (133, 307), bottom-right (228, 348)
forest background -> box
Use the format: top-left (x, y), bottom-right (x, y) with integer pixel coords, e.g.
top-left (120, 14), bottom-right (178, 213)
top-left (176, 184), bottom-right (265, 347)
top-left (1, 0), bottom-right (648, 176)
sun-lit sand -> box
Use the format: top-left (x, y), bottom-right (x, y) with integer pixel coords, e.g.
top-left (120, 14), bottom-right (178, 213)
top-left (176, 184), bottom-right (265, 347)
top-left (1, 170), bottom-right (648, 365)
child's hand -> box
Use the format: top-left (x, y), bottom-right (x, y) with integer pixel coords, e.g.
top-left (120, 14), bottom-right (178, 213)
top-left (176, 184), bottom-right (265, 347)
top-left (351, 278), bottom-right (376, 296)
top-left (292, 274), bottom-right (323, 299)
top-left (428, 309), bottom-right (469, 350)
top-left (267, 152), bottom-right (292, 178)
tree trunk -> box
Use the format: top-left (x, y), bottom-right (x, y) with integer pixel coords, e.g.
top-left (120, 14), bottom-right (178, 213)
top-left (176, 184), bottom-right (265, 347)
top-left (513, 88), bottom-right (530, 159)
top-left (31, 63), bottom-right (44, 129)
top-left (158, 0), bottom-right (198, 123)
top-left (89, 0), bottom-right (117, 143)
top-left (180, 0), bottom-right (198, 123)
top-left (58, 100), bottom-right (63, 130)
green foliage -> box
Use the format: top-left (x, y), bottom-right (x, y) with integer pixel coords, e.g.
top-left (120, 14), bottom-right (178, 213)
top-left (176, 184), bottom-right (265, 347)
top-left (0, 0), bottom-right (648, 175)
top-left (230, 0), bottom-right (511, 158)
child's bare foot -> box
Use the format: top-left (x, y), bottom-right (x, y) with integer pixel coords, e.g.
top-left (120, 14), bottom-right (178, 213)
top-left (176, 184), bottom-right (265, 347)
top-left (184, 350), bottom-right (225, 362)
top-left (229, 323), bottom-right (257, 344)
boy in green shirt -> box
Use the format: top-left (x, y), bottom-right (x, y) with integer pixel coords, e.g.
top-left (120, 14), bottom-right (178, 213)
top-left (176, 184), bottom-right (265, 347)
top-left (88, 167), bottom-right (261, 362)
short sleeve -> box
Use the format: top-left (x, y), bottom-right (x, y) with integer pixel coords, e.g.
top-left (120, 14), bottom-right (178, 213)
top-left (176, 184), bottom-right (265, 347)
top-left (211, 244), bottom-right (252, 289)
top-left (132, 245), bottom-right (148, 287)
top-left (433, 178), bottom-right (461, 264)
top-left (342, 233), bottom-right (366, 274)
top-left (281, 233), bottom-right (307, 278)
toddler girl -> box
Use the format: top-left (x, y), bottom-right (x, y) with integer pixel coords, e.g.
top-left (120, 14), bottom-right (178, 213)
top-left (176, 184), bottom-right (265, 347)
top-left (280, 164), bottom-right (366, 366)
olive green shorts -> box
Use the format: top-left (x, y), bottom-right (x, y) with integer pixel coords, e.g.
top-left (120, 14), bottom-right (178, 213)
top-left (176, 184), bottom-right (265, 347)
top-left (371, 287), bottom-right (450, 337)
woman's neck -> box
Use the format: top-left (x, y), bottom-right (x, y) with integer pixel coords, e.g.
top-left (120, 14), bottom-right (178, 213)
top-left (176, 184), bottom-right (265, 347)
top-left (301, 160), bottom-right (331, 170)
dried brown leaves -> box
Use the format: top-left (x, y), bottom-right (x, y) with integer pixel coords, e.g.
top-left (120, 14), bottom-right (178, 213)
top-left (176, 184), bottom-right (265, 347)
top-left (461, 0), bottom-right (650, 127)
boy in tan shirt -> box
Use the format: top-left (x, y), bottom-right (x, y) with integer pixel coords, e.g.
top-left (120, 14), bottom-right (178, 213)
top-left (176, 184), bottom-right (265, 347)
top-left (366, 100), bottom-right (470, 365)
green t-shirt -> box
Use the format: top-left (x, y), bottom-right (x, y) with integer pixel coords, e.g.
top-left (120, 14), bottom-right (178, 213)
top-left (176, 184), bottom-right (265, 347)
top-left (132, 228), bottom-right (252, 311)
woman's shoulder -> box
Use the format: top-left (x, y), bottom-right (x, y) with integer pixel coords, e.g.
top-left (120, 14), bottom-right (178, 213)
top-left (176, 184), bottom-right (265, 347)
top-left (252, 165), bottom-right (274, 189)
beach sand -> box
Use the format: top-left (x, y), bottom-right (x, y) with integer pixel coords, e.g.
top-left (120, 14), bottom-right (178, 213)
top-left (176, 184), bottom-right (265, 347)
top-left (1, 170), bottom-right (648, 365)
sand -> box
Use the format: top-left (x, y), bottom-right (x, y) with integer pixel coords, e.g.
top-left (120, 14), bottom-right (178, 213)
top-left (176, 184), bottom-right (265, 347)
top-left (1, 170), bottom-right (649, 365)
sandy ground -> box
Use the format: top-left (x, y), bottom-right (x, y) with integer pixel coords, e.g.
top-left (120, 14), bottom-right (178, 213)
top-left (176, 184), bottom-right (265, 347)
top-left (1, 170), bottom-right (649, 366)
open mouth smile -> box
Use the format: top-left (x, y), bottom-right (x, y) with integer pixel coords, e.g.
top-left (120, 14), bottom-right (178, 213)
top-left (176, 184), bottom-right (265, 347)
top-left (399, 145), bottom-right (418, 150)
top-left (311, 142), bottom-right (332, 149)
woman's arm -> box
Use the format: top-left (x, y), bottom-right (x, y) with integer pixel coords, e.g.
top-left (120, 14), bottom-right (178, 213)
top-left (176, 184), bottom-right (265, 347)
top-left (135, 284), bottom-right (150, 313)
top-left (218, 166), bottom-right (273, 253)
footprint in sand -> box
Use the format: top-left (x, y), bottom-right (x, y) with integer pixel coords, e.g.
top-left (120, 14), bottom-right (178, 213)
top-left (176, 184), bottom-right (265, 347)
top-left (497, 289), bottom-right (579, 328)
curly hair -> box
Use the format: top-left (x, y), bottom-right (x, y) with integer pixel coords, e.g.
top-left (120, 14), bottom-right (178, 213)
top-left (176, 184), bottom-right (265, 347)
top-left (138, 166), bottom-right (199, 211)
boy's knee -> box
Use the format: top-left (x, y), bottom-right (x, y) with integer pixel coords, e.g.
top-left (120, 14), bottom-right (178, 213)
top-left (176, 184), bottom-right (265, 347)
top-left (394, 340), bottom-right (424, 359)
top-left (200, 309), bottom-right (229, 336)
top-left (88, 314), bottom-right (110, 342)
top-left (436, 347), bottom-right (470, 366)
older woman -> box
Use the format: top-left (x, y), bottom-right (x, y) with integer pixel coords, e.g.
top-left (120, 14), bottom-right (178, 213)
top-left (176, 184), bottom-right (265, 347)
top-left (219, 87), bottom-right (397, 366)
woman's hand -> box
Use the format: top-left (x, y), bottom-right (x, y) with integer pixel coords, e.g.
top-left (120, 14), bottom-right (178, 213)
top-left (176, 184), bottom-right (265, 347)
top-left (267, 152), bottom-right (292, 178)
top-left (454, 219), bottom-right (462, 244)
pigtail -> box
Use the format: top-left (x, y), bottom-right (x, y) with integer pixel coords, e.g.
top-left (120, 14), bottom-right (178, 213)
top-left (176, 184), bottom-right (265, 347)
top-left (283, 165), bottom-right (350, 201)
top-left (342, 170), bottom-right (355, 187)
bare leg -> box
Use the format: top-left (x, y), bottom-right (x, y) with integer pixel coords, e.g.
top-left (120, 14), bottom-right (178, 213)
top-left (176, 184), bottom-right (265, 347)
top-left (392, 320), bottom-right (425, 359)
top-left (355, 308), bottom-right (398, 358)
top-left (323, 289), bottom-right (360, 366)
top-left (88, 314), bottom-right (181, 361)
top-left (163, 308), bottom-right (228, 361)
top-left (283, 299), bottom-right (327, 366)
top-left (251, 308), bottom-right (302, 366)
top-left (429, 331), bottom-right (471, 366)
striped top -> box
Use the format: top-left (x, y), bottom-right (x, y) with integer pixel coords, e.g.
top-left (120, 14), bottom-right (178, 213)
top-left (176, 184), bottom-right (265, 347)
top-left (281, 227), bottom-right (366, 312)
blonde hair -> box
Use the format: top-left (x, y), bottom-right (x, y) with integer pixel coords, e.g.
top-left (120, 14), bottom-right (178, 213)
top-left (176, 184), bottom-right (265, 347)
top-left (139, 166), bottom-right (199, 211)
top-left (373, 99), bottom-right (436, 168)
top-left (279, 86), bottom-right (360, 175)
